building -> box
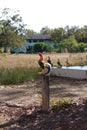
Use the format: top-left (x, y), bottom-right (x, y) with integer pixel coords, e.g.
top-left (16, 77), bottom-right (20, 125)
top-left (13, 34), bottom-right (55, 53)
top-left (26, 34), bottom-right (51, 43)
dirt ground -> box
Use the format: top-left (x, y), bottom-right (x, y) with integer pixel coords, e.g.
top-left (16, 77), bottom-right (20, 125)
top-left (0, 77), bottom-right (87, 130)
top-left (0, 77), bottom-right (87, 106)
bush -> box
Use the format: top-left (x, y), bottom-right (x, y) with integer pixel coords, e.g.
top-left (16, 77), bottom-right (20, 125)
top-left (78, 42), bottom-right (86, 52)
top-left (33, 42), bottom-right (53, 53)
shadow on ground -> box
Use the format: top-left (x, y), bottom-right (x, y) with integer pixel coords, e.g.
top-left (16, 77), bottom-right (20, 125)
top-left (0, 99), bottom-right (87, 130)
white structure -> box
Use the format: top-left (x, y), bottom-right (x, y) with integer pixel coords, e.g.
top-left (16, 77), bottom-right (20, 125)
top-left (51, 66), bottom-right (87, 79)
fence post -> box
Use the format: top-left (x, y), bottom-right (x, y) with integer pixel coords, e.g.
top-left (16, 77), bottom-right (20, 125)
top-left (42, 75), bottom-right (50, 111)
top-left (38, 52), bottom-right (51, 111)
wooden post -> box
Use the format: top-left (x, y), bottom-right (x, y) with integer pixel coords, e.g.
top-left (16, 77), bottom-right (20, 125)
top-left (41, 75), bottom-right (50, 111)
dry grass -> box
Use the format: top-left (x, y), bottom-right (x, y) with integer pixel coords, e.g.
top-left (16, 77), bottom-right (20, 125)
top-left (0, 52), bottom-right (87, 84)
top-left (0, 53), bottom-right (39, 69)
top-left (47, 52), bottom-right (87, 66)
top-left (0, 52), bottom-right (87, 68)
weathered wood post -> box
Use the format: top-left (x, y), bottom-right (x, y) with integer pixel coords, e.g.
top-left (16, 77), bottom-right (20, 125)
top-left (42, 75), bottom-right (50, 111)
top-left (38, 53), bottom-right (51, 111)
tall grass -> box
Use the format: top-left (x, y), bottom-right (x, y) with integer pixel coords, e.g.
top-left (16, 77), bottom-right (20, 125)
top-left (0, 52), bottom-right (87, 84)
top-left (0, 67), bottom-right (39, 85)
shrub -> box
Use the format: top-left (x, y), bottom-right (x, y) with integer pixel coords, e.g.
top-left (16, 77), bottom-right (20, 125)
top-left (50, 99), bottom-right (71, 109)
top-left (33, 42), bottom-right (53, 53)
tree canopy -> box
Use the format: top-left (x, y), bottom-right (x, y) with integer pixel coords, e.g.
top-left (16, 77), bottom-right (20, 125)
top-left (1, 8), bottom-right (87, 53)
top-left (0, 8), bottom-right (26, 52)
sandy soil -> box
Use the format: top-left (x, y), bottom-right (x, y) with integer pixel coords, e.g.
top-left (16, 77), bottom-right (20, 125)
top-left (0, 77), bottom-right (87, 130)
top-left (0, 77), bottom-right (87, 106)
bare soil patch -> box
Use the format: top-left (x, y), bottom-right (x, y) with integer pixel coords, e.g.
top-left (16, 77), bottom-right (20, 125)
top-left (0, 77), bottom-right (87, 129)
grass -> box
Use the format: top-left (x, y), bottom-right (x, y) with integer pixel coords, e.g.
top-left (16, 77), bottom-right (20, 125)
top-left (0, 67), bottom-right (39, 84)
top-left (0, 52), bottom-right (87, 68)
top-left (0, 52), bottom-right (87, 84)
top-left (50, 98), bottom-right (71, 109)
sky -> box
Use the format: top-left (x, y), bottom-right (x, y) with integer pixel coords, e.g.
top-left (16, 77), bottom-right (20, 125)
top-left (0, 0), bottom-right (87, 32)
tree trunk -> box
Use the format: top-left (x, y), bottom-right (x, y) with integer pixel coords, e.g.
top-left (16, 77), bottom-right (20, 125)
top-left (3, 45), bottom-right (8, 52)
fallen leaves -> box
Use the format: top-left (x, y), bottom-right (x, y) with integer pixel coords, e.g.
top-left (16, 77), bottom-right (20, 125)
top-left (0, 98), bottom-right (87, 130)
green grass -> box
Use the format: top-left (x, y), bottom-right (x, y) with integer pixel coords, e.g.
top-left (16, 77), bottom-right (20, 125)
top-left (50, 99), bottom-right (71, 109)
top-left (0, 67), bottom-right (39, 85)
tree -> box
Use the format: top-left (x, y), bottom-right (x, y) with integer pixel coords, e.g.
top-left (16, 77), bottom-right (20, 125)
top-left (64, 26), bottom-right (79, 37)
top-left (78, 42), bottom-right (86, 52)
top-left (74, 28), bottom-right (85, 42)
top-left (82, 25), bottom-right (87, 42)
top-left (51, 27), bottom-right (65, 43)
top-left (60, 36), bottom-right (78, 52)
top-left (25, 29), bottom-right (36, 35)
top-left (40, 26), bottom-right (52, 35)
top-left (0, 8), bottom-right (26, 52)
